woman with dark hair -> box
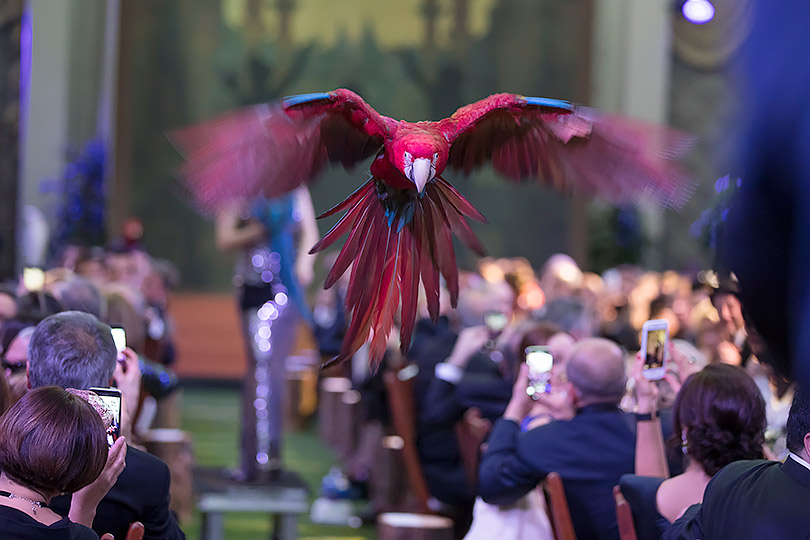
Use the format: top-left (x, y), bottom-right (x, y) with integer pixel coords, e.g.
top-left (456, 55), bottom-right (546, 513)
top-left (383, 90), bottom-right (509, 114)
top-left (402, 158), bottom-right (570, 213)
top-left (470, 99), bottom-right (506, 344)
top-left (0, 386), bottom-right (127, 539)
top-left (620, 356), bottom-right (767, 539)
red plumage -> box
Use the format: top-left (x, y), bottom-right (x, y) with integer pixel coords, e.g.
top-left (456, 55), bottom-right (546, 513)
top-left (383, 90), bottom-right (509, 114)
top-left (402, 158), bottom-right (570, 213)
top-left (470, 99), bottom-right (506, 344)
top-left (170, 89), bottom-right (694, 369)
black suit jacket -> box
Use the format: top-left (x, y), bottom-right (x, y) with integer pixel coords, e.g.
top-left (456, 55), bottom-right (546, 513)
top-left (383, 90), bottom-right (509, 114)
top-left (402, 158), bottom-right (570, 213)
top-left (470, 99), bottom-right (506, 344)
top-left (664, 457), bottom-right (810, 540)
top-left (416, 352), bottom-right (512, 507)
top-left (479, 404), bottom-right (636, 540)
top-left (52, 445), bottom-right (185, 540)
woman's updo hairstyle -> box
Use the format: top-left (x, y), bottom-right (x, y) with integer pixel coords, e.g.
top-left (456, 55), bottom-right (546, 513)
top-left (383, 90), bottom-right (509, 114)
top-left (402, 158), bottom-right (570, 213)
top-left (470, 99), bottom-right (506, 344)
top-left (672, 363), bottom-right (766, 476)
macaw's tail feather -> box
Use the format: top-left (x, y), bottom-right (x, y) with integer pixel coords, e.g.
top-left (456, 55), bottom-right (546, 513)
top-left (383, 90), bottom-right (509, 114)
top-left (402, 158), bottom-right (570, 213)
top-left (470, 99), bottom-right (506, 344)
top-left (317, 179), bottom-right (486, 370)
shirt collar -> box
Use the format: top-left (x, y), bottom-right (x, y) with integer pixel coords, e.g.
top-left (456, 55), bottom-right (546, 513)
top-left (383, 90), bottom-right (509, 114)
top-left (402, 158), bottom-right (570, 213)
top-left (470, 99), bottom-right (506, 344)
top-left (789, 452), bottom-right (810, 472)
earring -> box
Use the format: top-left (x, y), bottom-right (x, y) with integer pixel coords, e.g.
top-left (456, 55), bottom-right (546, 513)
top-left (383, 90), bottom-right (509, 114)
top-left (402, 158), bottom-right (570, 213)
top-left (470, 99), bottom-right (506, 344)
top-left (681, 430), bottom-right (688, 455)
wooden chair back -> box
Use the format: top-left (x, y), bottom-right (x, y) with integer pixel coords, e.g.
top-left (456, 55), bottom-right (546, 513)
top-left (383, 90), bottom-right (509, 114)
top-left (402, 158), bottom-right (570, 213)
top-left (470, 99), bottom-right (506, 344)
top-left (383, 368), bottom-right (434, 514)
top-left (613, 485), bottom-right (638, 540)
top-left (542, 472), bottom-right (577, 540)
top-left (454, 412), bottom-right (490, 490)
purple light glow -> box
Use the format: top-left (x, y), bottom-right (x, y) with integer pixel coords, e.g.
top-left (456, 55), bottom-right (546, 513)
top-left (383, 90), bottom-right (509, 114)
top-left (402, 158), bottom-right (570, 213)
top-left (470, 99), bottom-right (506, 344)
top-left (682, 0), bottom-right (715, 24)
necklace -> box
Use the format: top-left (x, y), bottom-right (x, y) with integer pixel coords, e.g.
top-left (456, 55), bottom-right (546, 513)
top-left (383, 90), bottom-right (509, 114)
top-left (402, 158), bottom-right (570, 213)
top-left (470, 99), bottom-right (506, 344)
top-left (0, 490), bottom-right (48, 515)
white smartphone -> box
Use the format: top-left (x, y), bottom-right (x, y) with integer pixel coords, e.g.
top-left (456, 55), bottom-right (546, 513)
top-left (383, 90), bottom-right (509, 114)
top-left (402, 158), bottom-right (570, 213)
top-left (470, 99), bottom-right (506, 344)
top-left (525, 345), bottom-right (554, 399)
top-left (640, 319), bottom-right (669, 380)
top-left (484, 311), bottom-right (508, 334)
top-left (22, 267), bottom-right (45, 292)
top-left (110, 327), bottom-right (127, 354)
top-left (89, 387), bottom-right (122, 446)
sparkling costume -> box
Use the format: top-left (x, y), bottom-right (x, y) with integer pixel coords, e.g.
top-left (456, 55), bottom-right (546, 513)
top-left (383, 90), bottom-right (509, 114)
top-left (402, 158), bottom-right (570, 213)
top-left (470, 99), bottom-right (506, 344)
top-left (234, 195), bottom-right (307, 479)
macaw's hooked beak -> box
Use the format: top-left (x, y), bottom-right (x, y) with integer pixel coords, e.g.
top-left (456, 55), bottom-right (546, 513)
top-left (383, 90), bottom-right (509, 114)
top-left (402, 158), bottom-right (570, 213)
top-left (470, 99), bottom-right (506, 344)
top-left (410, 158), bottom-right (433, 193)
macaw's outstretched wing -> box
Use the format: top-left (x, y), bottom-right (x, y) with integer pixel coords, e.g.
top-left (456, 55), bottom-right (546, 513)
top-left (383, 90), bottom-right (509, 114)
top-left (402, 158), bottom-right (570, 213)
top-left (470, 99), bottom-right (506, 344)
top-left (169, 89), bottom-right (389, 213)
top-left (310, 175), bottom-right (485, 369)
top-left (441, 93), bottom-right (695, 208)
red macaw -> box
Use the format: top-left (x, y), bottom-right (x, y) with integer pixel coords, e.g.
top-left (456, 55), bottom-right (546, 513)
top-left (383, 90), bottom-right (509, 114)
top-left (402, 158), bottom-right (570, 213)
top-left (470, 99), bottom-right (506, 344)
top-left (171, 88), bottom-right (693, 367)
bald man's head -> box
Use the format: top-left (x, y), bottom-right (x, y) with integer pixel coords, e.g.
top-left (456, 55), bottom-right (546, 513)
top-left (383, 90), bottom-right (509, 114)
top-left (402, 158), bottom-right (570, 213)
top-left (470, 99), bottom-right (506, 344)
top-left (566, 338), bottom-right (627, 405)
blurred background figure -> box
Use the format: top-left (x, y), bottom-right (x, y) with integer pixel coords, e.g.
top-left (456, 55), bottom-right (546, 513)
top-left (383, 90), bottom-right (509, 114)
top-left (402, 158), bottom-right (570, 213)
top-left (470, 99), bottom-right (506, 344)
top-left (215, 186), bottom-right (317, 481)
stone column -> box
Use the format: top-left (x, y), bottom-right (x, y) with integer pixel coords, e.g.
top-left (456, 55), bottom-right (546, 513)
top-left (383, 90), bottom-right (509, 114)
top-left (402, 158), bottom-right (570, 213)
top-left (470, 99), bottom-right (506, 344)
top-left (0, 0), bottom-right (23, 280)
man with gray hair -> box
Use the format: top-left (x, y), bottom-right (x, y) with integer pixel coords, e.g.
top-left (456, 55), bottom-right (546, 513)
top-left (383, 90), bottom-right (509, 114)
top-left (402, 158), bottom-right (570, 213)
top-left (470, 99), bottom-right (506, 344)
top-left (478, 338), bottom-right (635, 540)
top-left (27, 310), bottom-right (115, 389)
top-left (27, 311), bottom-right (185, 540)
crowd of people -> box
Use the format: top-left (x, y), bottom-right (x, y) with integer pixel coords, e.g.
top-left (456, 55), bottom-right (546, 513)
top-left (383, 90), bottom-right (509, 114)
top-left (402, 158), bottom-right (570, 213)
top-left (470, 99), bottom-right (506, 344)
top-left (0, 236), bottom-right (804, 540)
top-left (315, 252), bottom-right (799, 540)
top-left (0, 242), bottom-right (184, 540)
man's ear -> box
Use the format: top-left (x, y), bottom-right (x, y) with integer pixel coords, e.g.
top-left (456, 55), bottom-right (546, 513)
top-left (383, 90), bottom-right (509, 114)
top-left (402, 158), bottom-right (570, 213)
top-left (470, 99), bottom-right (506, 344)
top-left (567, 381), bottom-right (581, 408)
top-left (25, 363), bottom-right (31, 389)
top-left (802, 432), bottom-right (810, 461)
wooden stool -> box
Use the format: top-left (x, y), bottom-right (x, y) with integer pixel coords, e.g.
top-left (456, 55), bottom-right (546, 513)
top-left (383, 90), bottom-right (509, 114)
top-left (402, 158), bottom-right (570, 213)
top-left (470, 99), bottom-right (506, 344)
top-left (370, 435), bottom-right (407, 512)
top-left (335, 389), bottom-right (362, 463)
top-left (152, 389), bottom-right (183, 429)
top-left (318, 377), bottom-right (351, 448)
top-left (142, 429), bottom-right (193, 523)
top-left (378, 512), bottom-right (454, 540)
top-left (284, 370), bottom-right (311, 431)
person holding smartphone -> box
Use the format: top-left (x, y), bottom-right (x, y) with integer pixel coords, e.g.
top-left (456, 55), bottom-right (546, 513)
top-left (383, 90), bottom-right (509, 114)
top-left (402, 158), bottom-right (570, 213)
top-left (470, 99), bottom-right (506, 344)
top-left (414, 278), bottom-right (517, 521)
top-left (620, 348), bottom-right (767, 540)
top-left (479, 338), bottom-right (635, 540)
top-left (0, 386), bottom-right (127, 540)
top-left (26, 311), bottom-right (185, 540)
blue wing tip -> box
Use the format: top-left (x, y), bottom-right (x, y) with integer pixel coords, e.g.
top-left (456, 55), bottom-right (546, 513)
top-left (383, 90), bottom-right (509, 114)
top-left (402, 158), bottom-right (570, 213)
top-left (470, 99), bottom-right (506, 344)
top-left (524, 96), bottom-right (574, 111)
top-left (283, 92), bottom-right (332, 108)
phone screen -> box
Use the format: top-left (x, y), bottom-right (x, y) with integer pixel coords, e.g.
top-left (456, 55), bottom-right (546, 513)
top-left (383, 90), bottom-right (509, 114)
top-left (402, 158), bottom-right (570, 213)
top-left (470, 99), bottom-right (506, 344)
top-left (643, 328), bottom-right (667, 372)
top-left (484, 311), bottom-right (508, 333)
top-left (111, 328), bottom-right (127, 354)
top-left (525, 346), bottom-right (553, 399)
top-left (90, 387), bottom-right (122, 446)
top-left (22, 267), bottom-right (45, 291)
top-left (525, 346), bottom-right (553, 375)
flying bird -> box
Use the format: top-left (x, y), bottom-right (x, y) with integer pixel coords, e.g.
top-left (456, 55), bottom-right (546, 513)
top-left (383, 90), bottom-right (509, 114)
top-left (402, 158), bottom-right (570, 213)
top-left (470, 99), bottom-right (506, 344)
top-left (171, 88), bottom-right (693, 368)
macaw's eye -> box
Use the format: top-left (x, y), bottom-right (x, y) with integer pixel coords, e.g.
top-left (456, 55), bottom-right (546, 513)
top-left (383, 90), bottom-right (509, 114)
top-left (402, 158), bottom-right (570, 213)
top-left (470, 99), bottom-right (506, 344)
top-left (403, 152), bottom-right (413, 167)
top-left (432, 152), bottom-right (439, 165)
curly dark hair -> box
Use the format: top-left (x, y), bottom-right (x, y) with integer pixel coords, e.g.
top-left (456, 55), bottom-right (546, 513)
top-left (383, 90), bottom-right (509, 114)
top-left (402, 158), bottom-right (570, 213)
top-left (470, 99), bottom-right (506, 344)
top-left (671, 363), bottom-right (766, 476)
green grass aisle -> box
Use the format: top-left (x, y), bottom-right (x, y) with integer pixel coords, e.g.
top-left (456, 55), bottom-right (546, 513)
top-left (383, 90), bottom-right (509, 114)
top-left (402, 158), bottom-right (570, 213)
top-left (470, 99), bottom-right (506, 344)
top-left (180, 386), bottom-right (376, 540)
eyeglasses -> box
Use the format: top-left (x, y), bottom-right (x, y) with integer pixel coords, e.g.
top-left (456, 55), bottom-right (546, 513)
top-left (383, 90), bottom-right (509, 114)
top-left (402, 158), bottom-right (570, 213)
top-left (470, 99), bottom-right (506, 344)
top-left (1, 358), bottom-right (26, 374)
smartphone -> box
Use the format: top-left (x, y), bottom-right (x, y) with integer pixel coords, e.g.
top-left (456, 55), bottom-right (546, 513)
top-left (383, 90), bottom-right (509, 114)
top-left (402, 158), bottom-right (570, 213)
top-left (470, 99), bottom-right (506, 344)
top-left (525, 345), bottom-right (553, 399)
top-left (22, 267), bottom-right (45, 292)
top-left (484, 311), bottom-right (508, 334)
top-left (111, 328), bottom-right (127, 354)
top-left (640, 319), bottom-right (669, 380)
top-left (89, 387), bottom-right (122, 446)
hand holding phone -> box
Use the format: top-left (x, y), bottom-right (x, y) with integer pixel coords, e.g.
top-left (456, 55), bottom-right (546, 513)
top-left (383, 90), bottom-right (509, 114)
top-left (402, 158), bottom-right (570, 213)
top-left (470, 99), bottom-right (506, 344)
top-left (640, 319), bottom-right (669, 380)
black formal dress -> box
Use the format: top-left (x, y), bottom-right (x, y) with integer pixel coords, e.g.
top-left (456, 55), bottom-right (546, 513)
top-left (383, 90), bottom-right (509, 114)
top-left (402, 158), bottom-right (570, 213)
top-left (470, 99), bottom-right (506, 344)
top-left (664, 456), bottom-right (810, 540)
top-left (51, 446), bottom-right (185, 540)
top-left (0, 505), bottom-right (97, 540)
top-left (478, 404), bottom-right (636, 540)
top-left (619, 475), bottom-right (669, 540)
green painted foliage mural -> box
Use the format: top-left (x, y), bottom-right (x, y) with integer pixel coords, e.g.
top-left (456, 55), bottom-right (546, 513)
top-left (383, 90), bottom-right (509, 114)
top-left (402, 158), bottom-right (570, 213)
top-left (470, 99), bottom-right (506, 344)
top-left (122, 0), bottom-right (595, 290)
